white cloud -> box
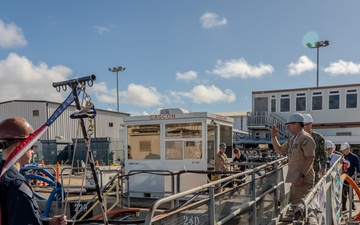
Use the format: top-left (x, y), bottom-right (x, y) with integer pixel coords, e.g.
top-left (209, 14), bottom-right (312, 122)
top-left (170, 91), bottom-right (184, 104)
top-left (151, 108), bottom-right (163, 115)
top-left (209, 58), bottom-right (274, 79)
top-left (0, 20), bottom-right (27, 48)
top-left (176, 70), bottom-right (197, 81)
top-left (92, 82), bottom-right (117, 104)
top-left (91, 82), bottom-right (170, 108)
top-left (0, 53), bottom-right (71, 102)
top-left (121, 84), bottom-right (170, 107)
top-left (171, 85), bottom-right (236, 104)
top-left (126, 108), bottom-right (162, 116)
top-left (288, 55), bottom-right (316, 76)
top-left (324, 60), bottom-right (360, 76)
top-left (93, 25), bottom-right (111, 35)
top-left (118, 110), bottom-right (149, 116)
top-left (200, 12), bottom-right (227, 28)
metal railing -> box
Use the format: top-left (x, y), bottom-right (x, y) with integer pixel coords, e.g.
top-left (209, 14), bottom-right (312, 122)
top-left (59, 167), bottom-right (124, 221)
top-left (285, 156), bottom-right (344, 225)
top-left (247, 111), bottom-right (290, 138)
top-left (144, 158), bottom-right (289, 225)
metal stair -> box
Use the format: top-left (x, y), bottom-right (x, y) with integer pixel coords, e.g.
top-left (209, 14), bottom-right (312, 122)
top-left (247, 111), bottom-right (291, 139)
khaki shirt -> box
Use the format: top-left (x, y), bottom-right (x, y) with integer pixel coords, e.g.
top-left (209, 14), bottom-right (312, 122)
top-left (279, 130), bottom-right (316, 184)
top-left (215, 152), bottom-right (229, 171)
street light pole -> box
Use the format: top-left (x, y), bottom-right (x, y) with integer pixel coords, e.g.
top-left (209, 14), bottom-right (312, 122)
top-left (306, 40), bottom-right (330, 87)
top-left (108, 66), bottom-right (126, 112)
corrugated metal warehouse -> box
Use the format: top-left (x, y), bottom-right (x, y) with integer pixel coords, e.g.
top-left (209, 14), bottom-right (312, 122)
top-left (0, 100), bottom-right (130, 165)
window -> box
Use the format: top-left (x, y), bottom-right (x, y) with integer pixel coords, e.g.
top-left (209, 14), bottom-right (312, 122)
top-left (207, 124), bottom-right (215, 164)
top-left (127, 124), bottom-right (161, 160)
top-left (329, 90), bottom-right (339, 110)
top-left (184, 141), bottom-right (202, 159)
top-left (280, 94), bottom-right (290, 112)
top-left (346, 89), bottom-right (357, 109)
top-left (165, 122), bottom-right (202, 160)
top-left (165, 141), bottom-right (182, 159)
top-left (312, 92), bottom-right (322, 110)
top-left (165, 122), bottom-right (202, 139)
top-left (271, 98), bottom-right (276, 112)
top-left (336, 132), bottom-right (351, 136)
top-left (33, 110), bottom-right (39, 117)
top-left (296, 93), bottom-right (306, 111)
top-left (109, 122), bottom-right (113, 127)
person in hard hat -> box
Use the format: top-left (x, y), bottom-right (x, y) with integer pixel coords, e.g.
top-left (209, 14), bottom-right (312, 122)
top-left (214, 142), bottom-right (229, 191)
top-left (215, 142), bottom-right (229, 172)
top-left (302, 114), bottom-right (328, 183)
top-left (340, 142), bottom-right (360, 211)
top-left (325, 140), bottom-right (340, 169)
top-left (271, 113), bottom-right (316, 205)
top-left (0, 117), bottom-right (67, 225)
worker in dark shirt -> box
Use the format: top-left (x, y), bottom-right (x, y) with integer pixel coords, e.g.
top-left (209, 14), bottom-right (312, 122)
top-left (0, 117), bottom-right (67, 225)
top-left (232, 148), bottom-right (247, 171)
top-left (341, 142), bottom-right (360, 211)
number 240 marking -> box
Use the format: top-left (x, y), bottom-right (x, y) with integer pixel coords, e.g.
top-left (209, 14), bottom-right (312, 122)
top-left (183, 215), bottom-right (200, 225)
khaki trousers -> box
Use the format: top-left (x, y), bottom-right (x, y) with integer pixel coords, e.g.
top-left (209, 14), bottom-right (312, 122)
top-left (290, 183), bottom-right (313, 204)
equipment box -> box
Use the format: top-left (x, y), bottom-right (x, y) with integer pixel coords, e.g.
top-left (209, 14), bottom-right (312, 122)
top-left (85, 166), bottom-right (121, 189)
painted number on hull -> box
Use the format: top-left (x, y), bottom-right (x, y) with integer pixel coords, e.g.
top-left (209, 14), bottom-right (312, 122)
top-left (74, 203), bottom-right (88, 212)
top-left (183, 215), bottom-right (200, 225)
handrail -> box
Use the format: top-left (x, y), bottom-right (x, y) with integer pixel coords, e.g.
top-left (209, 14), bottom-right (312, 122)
top-left (298, 155), bottom-right (343, 224)
top-left (145, 158), bottom-right (288, 224)
top-left (302, 156), bottom-right (342, 210)
top-left (59, 166), bottom-right (124, 221)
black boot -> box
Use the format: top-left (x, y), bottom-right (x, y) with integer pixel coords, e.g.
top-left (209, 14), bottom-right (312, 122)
top-left (342, 202), bottom-right (347, 211)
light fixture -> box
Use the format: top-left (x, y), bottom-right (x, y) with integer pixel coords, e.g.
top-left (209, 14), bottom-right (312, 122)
top-left (307, 40), bottom-right (330, 87)
top-left (108, 66), bottom-right (126, 112)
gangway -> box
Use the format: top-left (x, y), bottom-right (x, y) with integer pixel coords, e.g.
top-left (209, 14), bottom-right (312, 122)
top-left (144, 158), bottom-right (289, 225)
top-left (30, 153), bottom-right (356, 225)
top-left (143, 155), bottom-right (349, 225)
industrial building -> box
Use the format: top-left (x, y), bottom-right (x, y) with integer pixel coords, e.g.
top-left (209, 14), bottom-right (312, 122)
top-left (0, 100), bottom-right (130, 165)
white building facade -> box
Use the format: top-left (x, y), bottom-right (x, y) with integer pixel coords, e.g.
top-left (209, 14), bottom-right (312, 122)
top-left (248, 83), bottom-right (360, 152)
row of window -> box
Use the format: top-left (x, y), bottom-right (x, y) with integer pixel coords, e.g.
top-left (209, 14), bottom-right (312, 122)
top-left (127, 123), bottom-right (204, 160)
top-left (271, 89), bottom-right (358, 112)
top-left (126, 122), bottom-right (232, 161)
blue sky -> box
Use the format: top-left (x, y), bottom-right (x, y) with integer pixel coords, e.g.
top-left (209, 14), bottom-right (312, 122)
top-left (1, 1), bottom-right (360, 115)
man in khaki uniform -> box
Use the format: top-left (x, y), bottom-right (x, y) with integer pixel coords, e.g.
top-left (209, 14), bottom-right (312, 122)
top-left (271, 113), bottom-right (316, 204)
top-left (214, 142), bottom-right (229, 191)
